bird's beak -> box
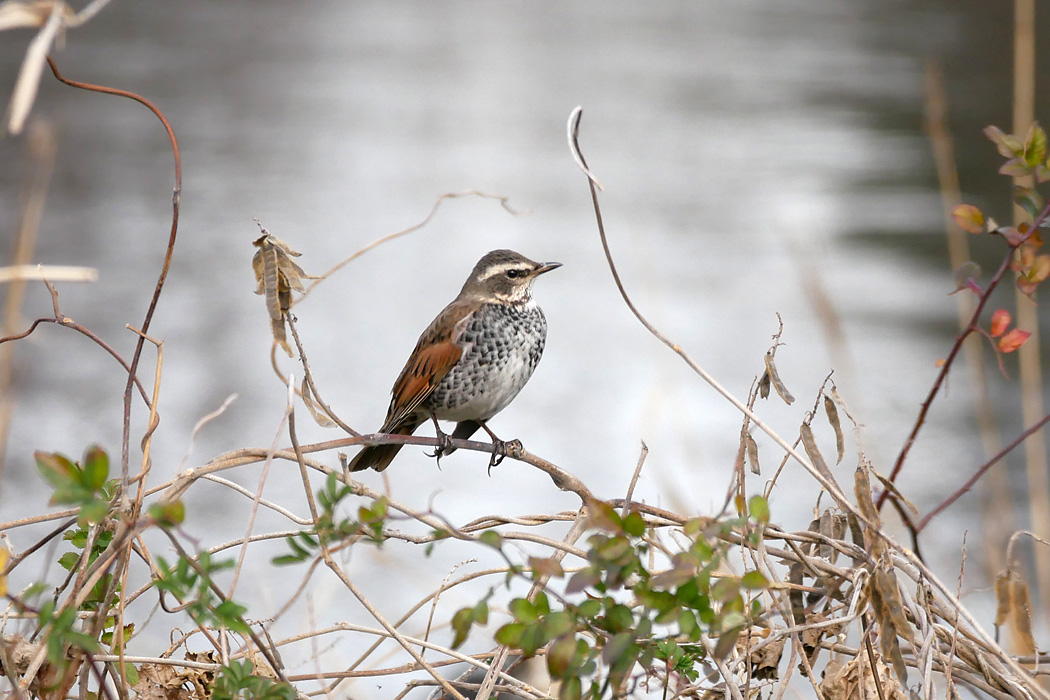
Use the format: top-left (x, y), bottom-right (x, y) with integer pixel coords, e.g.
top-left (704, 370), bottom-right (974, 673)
top-left (534, 262), bottom-right (562, 276)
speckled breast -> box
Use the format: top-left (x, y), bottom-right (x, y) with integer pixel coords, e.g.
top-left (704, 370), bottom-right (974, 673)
top-left (425, 301), bottom-right (547, 422)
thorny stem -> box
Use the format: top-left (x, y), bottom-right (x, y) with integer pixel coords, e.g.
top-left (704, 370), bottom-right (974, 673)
top-left (882, 198), bottom-right (1050, 510)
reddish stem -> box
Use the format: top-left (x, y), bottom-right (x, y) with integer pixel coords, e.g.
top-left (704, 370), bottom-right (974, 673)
top-left (879, 200), bottom-right (1050, 511)
top-left (46, 57), bottom-right (182, 488)
top-left (918, 409), bottom-right (1050, 531)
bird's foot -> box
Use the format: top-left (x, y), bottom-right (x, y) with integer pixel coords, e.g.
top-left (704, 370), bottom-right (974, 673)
top-left (426, 423), bottom-right (455, 468)
top-left (487, 438), bottom-right (523, 475)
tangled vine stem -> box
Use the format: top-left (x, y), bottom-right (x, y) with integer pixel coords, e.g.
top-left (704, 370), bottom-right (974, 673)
top-left (46, 56), bottom-right (182, 493)
top-left (565, 107), bottom-right (862, 526)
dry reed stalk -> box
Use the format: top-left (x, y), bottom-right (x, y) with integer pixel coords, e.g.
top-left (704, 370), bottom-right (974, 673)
top-left (1011, 0), bottom-right (1050, 620)
top-left (0, 121), bottom-right (57, 479)
top-left (922, 60), bottom-right (1011, 580)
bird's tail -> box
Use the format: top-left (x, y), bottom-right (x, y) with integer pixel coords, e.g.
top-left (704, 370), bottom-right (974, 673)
top-left (348, 418), bottom-right (423, 472)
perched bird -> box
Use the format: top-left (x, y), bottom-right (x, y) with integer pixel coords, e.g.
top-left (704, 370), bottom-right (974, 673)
top-left (349, 249), bottom-right (561, 472)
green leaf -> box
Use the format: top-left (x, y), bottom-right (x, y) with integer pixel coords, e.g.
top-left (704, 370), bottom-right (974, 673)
top-left (720, 610), bottom-right (748, 633)
top-left (576, 599), bottom-right (602, 619)
top-left (478, 531), bottom-right (502, 549)
top-left (740, 570), bottom-right (768, 590)
top-left (214, 600), bottom-right (250, 633)
top-left (623, 511), bottom-right (646, 537)
top-left (35, 452), bottom-right (76, 490)
top-left (78, 500), bottom-right (108, 526)
top-left (985, 125), bottom-right (1024, 158)
top-left (494, 622), bottom-right (525, 647)
top-left (58, 552), bottom-right (80, 571)
top-left (601, 631), bottom-right (635, 666)
top-left (560, 675), bottom-right (582, 700)
top-left (1024, 123), bottom-right (1047, 167)
top-left (679, 609), bottom-right (699, 638)
top-left (471, 599), bottom-right (489, 626)
top-left (509, 598), bottom-right (538, 623)
top-left (1000, 157), bottom-right (1032, 179)
top-left (520, 622), bottom-right (546, 656)
top-left (149, 500), bottom-right (185, 527)
top-left (547, 634), bottom-right (578, 678)
top-left (121, 663), bottom-right (139, 686)
top-left (748, 495), bottom-right (770, 524)
top-left (711, 577), bottom-right (739, 602)
top-left (586, 500), bottom-right (623, 533)
top-left (1014, 185), bottom-right (1045, 220)
top-left (604, 603), bottom-right (634, 632)
top-left (637, 588), bottom-right (676, 614)
top-left (565, 568), bottom-right (600, 594)
top-left (528, 556), bottom-right (565, 579)
top-left (596, 536), bottom-right (632, 563)
top-left (81, 446), bottom-right (109, 491)
top-left (541, 611), bottom-right (574, 639)
top-left (451, 607), bottom-right (473, 648)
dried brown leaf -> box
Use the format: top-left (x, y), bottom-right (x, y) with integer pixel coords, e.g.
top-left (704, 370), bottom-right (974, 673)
top-left (712, 625), bottom-right (743, 662)
top-left (252, 230), bottom-right (310, 358)
top-left (132, 663), bottom-right (194, 700)
top-left (870, 470), bottom-right (919, 516)
top-left (0, 0), bottom-right (74, 30)
top-left (736, 627), bottom-right (782, 680)
top-left (994, 571), bottom-right (1012, 627)
top-left (1009, 576), bottom-right (1036, 656)
top-left (745, 433), bottom-right (759, 475)
top-left (254, 237), bottom-right (281, 319)
top-left (853, 459), bottom-right (880, 529)
top-left (763, 351), bottom-right (794, 404)
top-left (818, 510), bottom-right (846, 562)
top-left (819, 652), bottom-right (907, 700)
top-left (757, 369), bottom-right (771, 399)
top-left (4, 1), bottom-right (68, 134)
top-left (823, 394), bottom-right (845, 464)
top-left (828, 386), bottom-right (857, 425)
top-left (800, 423), bottom-right (834, 486)
top-left (301, 376), bottom-right (336, 428)
top-left (868, 579), bottom-right (908, 685)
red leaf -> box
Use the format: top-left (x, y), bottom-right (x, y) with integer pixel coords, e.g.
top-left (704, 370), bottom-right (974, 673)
top-left (952, 204), bottom-right (985, 234)
top-left (999, 329), bottom-right (1031, 353)
top-left (990, 309), bottom-right (1011, 337)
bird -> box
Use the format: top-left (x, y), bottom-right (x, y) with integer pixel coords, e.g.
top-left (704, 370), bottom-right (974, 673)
top-left (348, 249), bottom-right (561, 472)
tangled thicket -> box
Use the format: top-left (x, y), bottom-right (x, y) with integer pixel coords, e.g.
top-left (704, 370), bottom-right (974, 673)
top-left (4, 7), bottom-right (1050, 700)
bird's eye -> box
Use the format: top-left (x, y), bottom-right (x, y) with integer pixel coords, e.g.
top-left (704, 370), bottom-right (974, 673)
top-left (506, 269), bottom-right (522, 279)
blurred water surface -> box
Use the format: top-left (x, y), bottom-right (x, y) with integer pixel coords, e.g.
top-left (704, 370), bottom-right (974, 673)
top-left (2, 0), bottom-right (1048, 691)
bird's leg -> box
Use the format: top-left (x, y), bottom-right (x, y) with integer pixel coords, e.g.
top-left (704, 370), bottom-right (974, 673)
top-left (426, 414), bottom-right (454, 466)
top-left (478, 422), bottom-right (522, 473)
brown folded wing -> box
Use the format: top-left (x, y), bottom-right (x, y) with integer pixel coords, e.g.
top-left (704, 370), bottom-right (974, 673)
top-left (380, 300), bottom-right (473, 431)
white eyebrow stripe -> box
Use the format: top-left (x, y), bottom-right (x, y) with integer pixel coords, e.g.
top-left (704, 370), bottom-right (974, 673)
top-left (478, 262), bottom-right (531, 280)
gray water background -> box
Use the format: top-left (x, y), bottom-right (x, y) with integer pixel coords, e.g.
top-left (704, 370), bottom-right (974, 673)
top-left (2, 1), bottom-right (1049, 693)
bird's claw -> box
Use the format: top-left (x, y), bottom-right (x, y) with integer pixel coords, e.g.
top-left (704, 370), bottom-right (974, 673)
top-left (427, 429), bottom-right (455, 468)
top-left (487, 439), bottom-right (523, 475)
